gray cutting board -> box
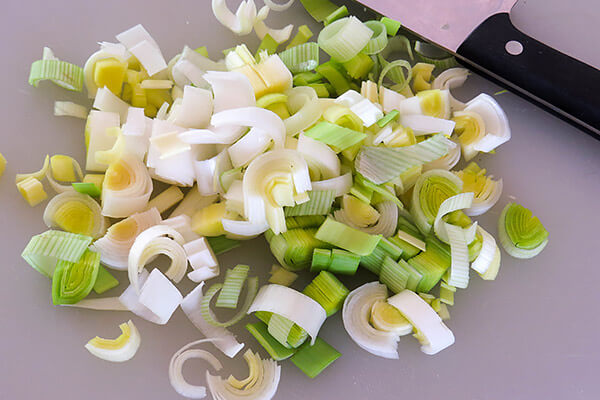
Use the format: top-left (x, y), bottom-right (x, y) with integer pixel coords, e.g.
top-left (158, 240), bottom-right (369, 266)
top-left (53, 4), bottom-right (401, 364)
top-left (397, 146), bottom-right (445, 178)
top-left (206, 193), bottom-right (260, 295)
top-left (1, 1), bottom-right (599, 399)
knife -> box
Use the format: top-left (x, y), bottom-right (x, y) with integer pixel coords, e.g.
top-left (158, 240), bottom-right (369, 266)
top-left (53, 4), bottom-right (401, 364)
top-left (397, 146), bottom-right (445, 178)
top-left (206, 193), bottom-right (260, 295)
top-left (351, 0), bottom-right (600, 139)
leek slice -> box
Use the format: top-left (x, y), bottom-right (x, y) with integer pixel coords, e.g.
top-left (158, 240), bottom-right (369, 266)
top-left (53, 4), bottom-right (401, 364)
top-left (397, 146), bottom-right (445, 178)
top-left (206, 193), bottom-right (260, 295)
top-left (91, 208), bottom-right (161, 270)
top-left (286, 25), bottom-right (313, 49)
top-left (279, 42), bottom-right (319, 74)
top-left (248, 284), bottom-right (326, 345)
top-left (169, 187), bottom-right (218, 218)
top-left (283, 86), bottom-right (322, 135)
top-left (284, 190), bottom-right (335, 217)
top-left (315, 61), bottom-right (350, 96)
top-left (43, 191), bottom-right (107, 238)
top-left (315, 218), bottom-right (381, 256)
top-left (183, 237), bottom-right (219, 281)
top-left (83, 48), bottom-right (128, 99)
top-left (93, 266), bottom-right (119, 294)
top-left (212, 107), bottom-right (285, 149)
top-left (54, 101), bottom-right (88, 119)
top-left (29, 57), bottom-right (84, 91)
top-left (444, 223), bottom-right (470, 289)
top-left (206, 349), bottom-right (281, 400)
top-left (304, 121), bottom-right (366, 153)
top-left (297, 133), bottom-right (340, 180)
top-left (423, 138), bottom-right (461, 172)
top-left (455, 162), bottom-right (503, 216)
top-left (338, 194), bottom-right (380, 227)
top-left (102, 155), bottom-right (153, 218)
top-left (204, 71), bottom-right (256, 113)
top-left (303, 270), bottom-right (350, 315)
top-left (369, 300), bottom-right (412, 335)
top-left (387, 289), bottom-right (455, 355)
top-left (212, 0), bottom-right (257, 35)
top-left (254, 6), bottom-right (294, 44)
top-left (200, 277), bottom-right (259, 328)
top-left (407, 236), bottom-right (451, 292)
top-left (400, 114), bottom-right (455, 136)
top-left (355, 134), bottom-right (451, 184)
top-left (342, 282), bottom-right (400, 359)
top-left (119, 269), bottom-right (183, 325)
top-left (128, 224), bottom-right (187, 293)
top-left (268, 264), bottom-right (298, 286)
top-left (311, 173), bottom-right (353, 197)
top-left (17, 176), bottom-right (48, 206)
top-left (85, 320), bottom-right (141, 362)
top-left (363, 20), bottom-right (388, 55)
top-left (290, 337), bottom-right (341, 378)
top-left (170, 345), bottom-right (222, 399)
top-left (22, 230), bottom-right (92, 277)
top-left (85, 110), bottom-right (120, 172)
top-left (462, 93), bottom-right (511, 152)
top-left (216, 265), bottom-right (250, 309)
top-left (299, 0), bottom-right (338, 22)
top-left (379, 256), bottom-right (409, 294)
top-left (318, 17), bottom-right (373, 62)
top-left (52, 249), bottom-right (100, 304)
top-left (498, 203), bottom-right (549, 259)
top-left (432, 192), bottom-right (476, 244)
top-left (246, 322), bottom-right (296, 361)
top-left (181, 283), bottom-right (245, 358)
top-left (471, 226), bottom-right (498, 275)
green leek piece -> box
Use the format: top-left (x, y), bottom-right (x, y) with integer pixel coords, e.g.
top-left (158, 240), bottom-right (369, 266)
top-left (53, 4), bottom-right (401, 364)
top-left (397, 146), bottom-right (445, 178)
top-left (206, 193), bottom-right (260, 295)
top-left (407, 236), bottom-right (451, 293)
top-left (254, 312), bottom-right (309, 348)
top-left (501, 203), bottom-right (549, 252)
top-left (380, 17), bottom-right (402, 36)
top-left (201, 277), bottom-right (259, 328)
top-left (256, 93), bottom-right (288, 109)
top-left (439, 282), bottom-right (456, 306)
top-left (246, 322), bottom-right (296, 361)
top-left (342, 52), bottom-right (374, 79)
top-left (22, 230), bottom-right (93, 278)
top-left (398, 259), bottom-right (423, 291)
top-left (380, 256), bottom-right (409, 294)
top-left (299, 0), bottom-right (339, 22)
top-left (256, 34), bottom-right (279, 57)
top-left (418, 292), bottom-right (436, 304)
top-left (286, 25), bottom-right (314, 49)
top-left (269, 264), bottom-right (298, 286)
top-left (72, 182), bottom-right (101, 197)
top-left (328, 249), bottom-right (360, 275)
top-left (305, 121), bottom-right (366, 153)
top-left (293, 71), bottom-right (323, 86)
top-left (279, 42), bottom-right (320, 74)
top-left (268, 228), bottom-right (331, 271)
top-left (308, 83), bottom-right (331, 98)
top-left (360, 237), bottom-right (401, 275)
top-left (285, 215), bottom-right (326, 230)
top-left (302, 271), bottom-right (349, 317)
top-left (52, 249), bottom-right (100, 305)
top-left (468, 232), bottom-right (483, 262)
top-left (378, 56), bottom-right (412, 91)
top-left (376, 110), bottom-right (400, 128)
top-left (315, 218), bottom-right (381, 256)
top-left (389, 233), bottom-right (422, 261)
top-left (29, 59), bottom-right (84, 92)
top-left (195, 46), bottom-right (209, 57)
top-left (206, 235), bottom-right (241, 255)
top-left (349, 182), bottom-right (374, 204)
top-left (216, 265), bottom-right (249, 309)
top-left (290, 337), bottom-right (341, 378)
top-left (354, 134), bottom-right (450, 184)
top-left (93, 266), bottom-right (119, 294)
top-left (311, 248), bottom-right (332, 273)
top-left (323, 6), bottom-right (349, 25)
top-left (316, 62), bottom-right (350, 96)
top-left (268, 313), bottom-right (295, 348)
top-left (363, 21), bottom-right (389, 55)
top-left (354, 174), bottom-right (404, 209)
top-left (284, 190), bottom-right (335, 217)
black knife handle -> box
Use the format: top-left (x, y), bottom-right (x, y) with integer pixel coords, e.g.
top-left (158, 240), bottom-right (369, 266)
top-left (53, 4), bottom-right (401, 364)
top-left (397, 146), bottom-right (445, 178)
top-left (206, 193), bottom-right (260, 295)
top-left (456, 12), bottom-right (600, 139)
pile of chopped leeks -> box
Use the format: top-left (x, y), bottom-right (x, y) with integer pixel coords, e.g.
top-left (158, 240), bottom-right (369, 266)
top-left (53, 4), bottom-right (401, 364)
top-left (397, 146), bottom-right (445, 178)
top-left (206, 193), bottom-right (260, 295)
top-left (15, 0), bottom-right (549, 398)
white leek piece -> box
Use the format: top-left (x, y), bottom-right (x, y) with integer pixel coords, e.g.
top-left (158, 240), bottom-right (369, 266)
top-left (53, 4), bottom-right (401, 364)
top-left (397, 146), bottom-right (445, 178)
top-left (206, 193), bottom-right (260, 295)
top-left (102, 155), bottom-right (153, 218)
top-left (184, 237), bottom-right (219, 274)
top-left (85, 320), bottom-right (141, 362)
top-left (117, 25), bottom-right (166, 76)
top-left (121, 107), bottom-right (151, 160)
top-left (45, 155), bottom-right (85, 193)
top-left (243, 149), bottom-right (311, 234)
top-left (283, 86), bottom-right (322, 136)
top-left (335, 90), bottom-right (383, 127)
top-left (168, 85), bottom-right (213, 129)
top-left (195, 150), bottom-right (232, 195)
top-left (423, 138), bottom-right (461, 171)
top-left (86, 110), bottom-right (120, 172)
top-left (336, 201), bottom-right (398, 238)
top-left (254, 6), bottom-right (293, 44)
top-left (387, 290), bottom-right (455, 355)
top-left (211, 107), bottom-right (285, 149)
top-left (455, 162), bottom-right (503, 216)
top-left (311, 173), bottom-right (352, 197)
top-left (342, 282), bottom-right (400, 359)
top-left (264, 0), bottom-right (294, 11)
top-left (206, 349), bottom-right (281, 400)
top-left (62, 297), bottom-right (129, 311)
top-left (227, 128), bottom-right (272, 168)
top-left (171, 46), bottom-right (227, 88)
top-left (181, 283), bottom-right (245, 357)
top-left (204, 71), bottom-right (256, 113)
top-left (128, 225), bottom-right (187, 293)
top-left (162, 214), bottom-right (200, 242)
top-left (222, 219), bottom-right (269, 239)
top-left (169, 186), bottom-right (218, 218)
top-left (43, 191), bottom-right (107, 239)
top-left (147, 120), bottom-right (196, 186)
top-left (398, 90), bottom-right (450, 119)
top-left (297, 133), bottom-right (340, 180)
top-left (54, 101), bottom-right (88, 119)
top-left (379, 86), bottom-right (406, 113)
top-left (170, 344), bottom-right (223, 399)
top-left (463, 93), bottom-right (511, 152)
top-left (248, 284), bottom-right (326, 345)
top-left (453, 110), bottom-right (486, 161)
top-left (471, 226), bottom-right (498, 275)
top-left (179, 125), bottom-right (247, 145)
top-left (119, 269), bottom-right (183, 325)
top-left (400, 114), bottom-right (455, 136)
top-left (93, 87), bottom-right (129, 121)
top-left (317, 16), bottom-right (373, 62)
top-left (432, 68), bottom-right (469, 90)
top-left (91, 208), bottom-right (161, 270)
top-left (212, 0), bottom-right (258, 35)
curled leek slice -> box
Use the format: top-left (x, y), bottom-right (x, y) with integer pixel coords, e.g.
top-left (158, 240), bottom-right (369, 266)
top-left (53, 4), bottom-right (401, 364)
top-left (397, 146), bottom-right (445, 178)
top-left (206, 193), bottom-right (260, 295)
top-left (211, 107), bottom-right (285, 149)
top-left (498, 203), bottom-right (549, 259)
top-left (455, 162), bottom-right (503, 216)
top-left (15, 154), bottom-right (50, 184)
top-left (248, 284), bottom-right (326, 345)
top-left (318, 16), bottom-right (373, 62)
top-left (254, 6), bottom-right (294, 44)
top-left (335, 200), bottom-right (398, 238)
top-left (204, 71), bottom-right (256, 113)
top-left (471, 226), bottom-right (499, 275)
top-left (311, 173), bottom-right (353, 197)
top-left (206, 349), bottom-right (281, 400)
top-left (283, 86), bottom-right (323, 136)
top-left (212, 0), bottom-right (258, 36)
top-left (43, 192), bottom-right (107, 239)
top-left (200, 277), bottom-right (259, 328)
top-left (463, 93), bottom-right (511, 153)
top-left (297, 133), bottom-right (340, 180)
top-left (423, 138), bottom-right (461, 172)
top-left (169, 344), bottom-right (223, 399)
top-left (369, 300), bottom-right (413, 335)
top-left (91, 208), bottom-right (161, 270)
top-left (387, 289), bottom-right (455, 355)
top-left (128, 225), bottom-right (187, 294)
top-left (102, 155), bottom-right (153, 218)
top-left (243, 149), bottom-right (311, 234)
top-left (85, 320), bottom-right (141, 362)
top-left (342, 282), bottom-right (400, 359)
top-left (432, 192), bottom-right (476, 244)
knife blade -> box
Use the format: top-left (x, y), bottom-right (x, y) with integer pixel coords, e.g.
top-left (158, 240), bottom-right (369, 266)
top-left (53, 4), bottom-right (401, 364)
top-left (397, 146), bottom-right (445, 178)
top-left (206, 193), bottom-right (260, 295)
top-left (352, 0), bottom-right (600, 139)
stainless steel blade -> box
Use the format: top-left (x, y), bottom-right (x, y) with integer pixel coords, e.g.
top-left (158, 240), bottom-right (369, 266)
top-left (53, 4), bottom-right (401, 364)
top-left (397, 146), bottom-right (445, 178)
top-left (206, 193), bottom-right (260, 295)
top-left (356, 0), bottom-right (517, 52)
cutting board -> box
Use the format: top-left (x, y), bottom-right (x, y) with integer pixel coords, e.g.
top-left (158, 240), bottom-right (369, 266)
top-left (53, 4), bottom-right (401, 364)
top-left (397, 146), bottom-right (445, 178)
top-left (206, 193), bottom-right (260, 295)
top-left (1, 1), bottom-right (599, 399)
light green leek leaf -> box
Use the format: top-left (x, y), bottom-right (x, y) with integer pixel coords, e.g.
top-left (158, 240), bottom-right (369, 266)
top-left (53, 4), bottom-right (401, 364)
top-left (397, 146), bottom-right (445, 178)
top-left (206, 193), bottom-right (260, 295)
top-left (29, 59), bottom-right (84, 92)
top-left (267, 313), bottom-right (295, 348)
top-left (206, 235), bottom-right (241, 255)
top-left (498, 203), bottom-right (549, 259)
top-left (379, 256), bottom-right (409, 294)
top-left (246, 321), bottom-right (296, 361)
top-left (216, 265), bottom-right (250, 309)
top-left (355, 134), bottom-right (451, 184)
top-left (380, 17), bottom-right (402, 36)
top-left (200, 276), bottom-right (259, 328)
top-left (363, 21), bottom-right (388, 55)
top-left (52, 249), bottom-right (100, 305)
top-left (304, 121), bottom-right (366, 152)
top-left (284, 190), bottom-right (335, 217)
top-left (279, 42), bottom-right (319, 74)
top-left (315, 218), bottom-right (381, 256)
top-left (286, 25), bottom-right (313, 49)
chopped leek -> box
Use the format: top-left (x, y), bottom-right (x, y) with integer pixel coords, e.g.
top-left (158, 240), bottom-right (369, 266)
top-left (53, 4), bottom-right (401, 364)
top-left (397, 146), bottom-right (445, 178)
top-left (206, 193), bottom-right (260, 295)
top-left (370, 300), bottom-right (413, 335)
top-left (290, 337), bottom-right (341, 378)
top-left (29, 58), bottom-right (84, 91)
top-left (52, 249), bottom-right (100, 305)
top-left (85, 320), bottom-right (140, 363)
top-left (246, 321), bottom-right (296, 361)
top-left (303, 270), bottom-right (350, 316)
top-left (268, 264), bottom-right (298, 286)
top-left (207, 235), bottom-right (241, 255)
top-left (54, 101), bottom-right (88, 119)
top-left (146, 185), bottom-right (184, 213)
top-left (22, 230), bottom-right (92, 277)
top-left (216, 265), bottom-right (250, 309)
top-left (379, 256), bottom-right (409, 294)
top-left (498, 203), bottom-right (549, 259)
top-left (286, 25), bottom-right (313, 49)
top-left (43, 192), bottom-right (107, 239)
top-left (200, 276), bottom-right (259, 328)
top-left (93, 266), bottom-right (119, 294)
top-left (279, 42), bottom-right (319, 73)
top-left (304, 121), bottom-right (366, 152)
top-left (317, 17), bottom-right (373, 62)
top-left (315, 217), bottom-right (381, 256)
top-left (284, 190), bottom-right (335, 217)
top-left (17, 176), bottom-right (48, 206)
